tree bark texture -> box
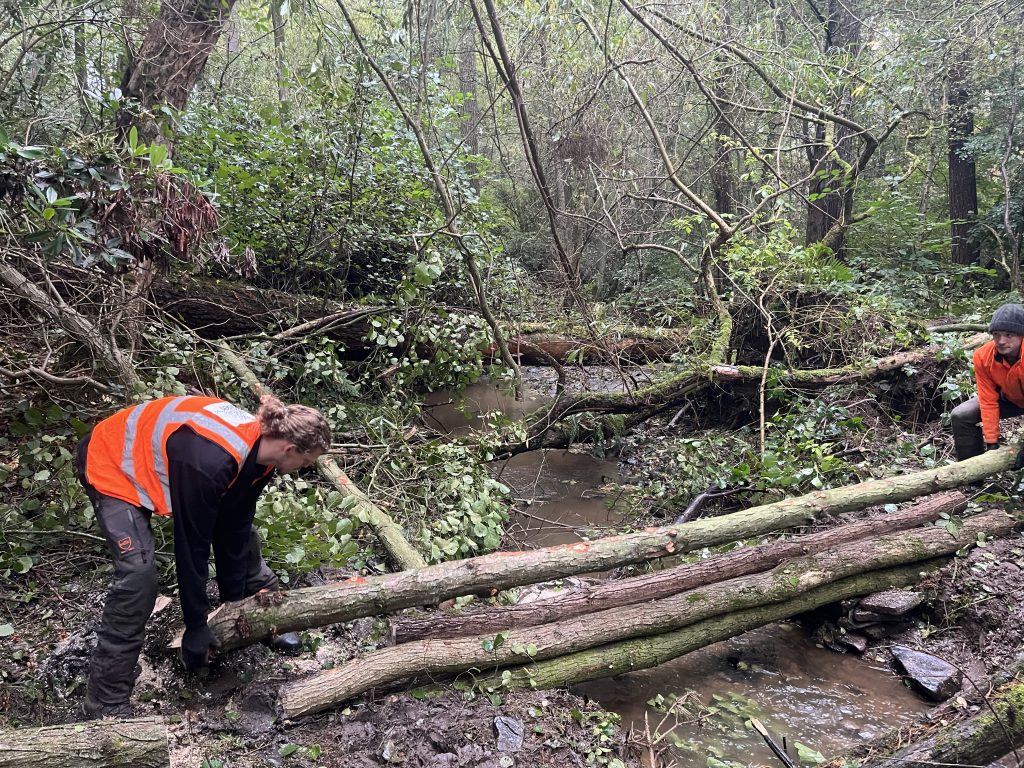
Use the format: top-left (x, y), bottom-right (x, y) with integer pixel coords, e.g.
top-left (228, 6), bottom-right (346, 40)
top-left (464, 561), bottom-right (938, 696)
top-left (208, 447), bottom-right (1016, 652)
top-left (948, 49), bottom-right (980, 265)
top-left (281, 512), bottom-right (1009, 717)
top-left (863, 679), bottom-right (1024, 768)
top-left (148, 272), bottom-right (377, 341)
top-left (0, 717), bottom-right (167, 768)
top-left (117, 0), bottom-right (240, 147)
top-left (392, 490), bottom-right (967, 642)
top-left (804, 0), bottom-right (863, 256)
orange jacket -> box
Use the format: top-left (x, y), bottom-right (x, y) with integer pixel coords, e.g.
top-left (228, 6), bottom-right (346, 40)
top-left (84, 396), bottom-right (262, 517)
top-left (973, 340), bottom-right (1024, 444)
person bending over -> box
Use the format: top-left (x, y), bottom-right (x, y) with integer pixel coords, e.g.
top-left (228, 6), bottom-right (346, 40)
top-left (75, 393), bottom-right (331, 718)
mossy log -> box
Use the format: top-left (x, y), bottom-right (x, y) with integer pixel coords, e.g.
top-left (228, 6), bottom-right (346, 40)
top-left (0, 717), bottom-right (167, 768)
top-left (279, 510), bottom-right (1011, 717)
top-left (861, 679), bottom-right (1024, 768)
top-left (209, 449), bottom-right (1014, 651)
top-left (221, 447), bottom-right (1011, 642)
top-left (392, 490), bottom-right (967, 642)
top-left (511, 333), bottom-right (988, 451)
top-left (464, 561), bottom-right (940, 695)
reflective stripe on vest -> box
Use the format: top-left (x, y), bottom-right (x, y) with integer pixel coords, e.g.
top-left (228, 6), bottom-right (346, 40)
top-left (120, 397), bottom-right (255, 517)
top-left (94, 396), bottom-right (260, 516)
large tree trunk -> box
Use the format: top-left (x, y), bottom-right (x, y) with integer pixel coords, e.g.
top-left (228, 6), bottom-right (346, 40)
top-left (116, 0), bottom-right (239, 148)
top-left (948, 49), bottom-right (980, 266)
top-left (0, 717), bottom-right (167, 768)
top-left (281, 512), bottom-right (1010, 717)
top-left (207, 447), bottom-right (1013, 651)
top-left (392, 490), bottom-right (966, 642)
top-left (804, 0), bottom-right (863, 257)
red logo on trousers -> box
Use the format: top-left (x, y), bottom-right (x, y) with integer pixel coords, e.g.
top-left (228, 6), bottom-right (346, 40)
top-left (117, 536), bottom-right (134, 554)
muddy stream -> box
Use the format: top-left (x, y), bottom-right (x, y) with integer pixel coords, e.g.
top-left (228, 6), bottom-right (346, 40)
top-left (422, 374), bottom-right (931, 767)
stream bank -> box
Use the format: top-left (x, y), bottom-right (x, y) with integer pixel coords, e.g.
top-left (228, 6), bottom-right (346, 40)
top-left (3, 370), bottom-right (1024, 768)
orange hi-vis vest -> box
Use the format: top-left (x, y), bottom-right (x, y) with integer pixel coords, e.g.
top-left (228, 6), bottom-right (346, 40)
top-left (84, 396), bottom-right (262, 517)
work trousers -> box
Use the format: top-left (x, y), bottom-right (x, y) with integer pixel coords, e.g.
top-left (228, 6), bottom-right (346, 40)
top-left (76, 444), bottom-right (277, 706)
top-left (950, 394), bottom-right (1024, 460)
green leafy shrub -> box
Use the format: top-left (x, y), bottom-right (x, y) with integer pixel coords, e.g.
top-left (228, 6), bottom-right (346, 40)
top-left (626, 396), bottom-right (870, 513)
top-left (0, 402), bottom-right (92, 577)
top-left (0, 128), bottom-right (219, 270)
top-left (397, 442), bottom-right (509, 563)
top-left (255, 478), bottom-right (364, 579)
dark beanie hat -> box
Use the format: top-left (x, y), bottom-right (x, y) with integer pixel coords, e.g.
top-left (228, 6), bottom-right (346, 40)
top-left (989, 303), bottom-right (1024, 336)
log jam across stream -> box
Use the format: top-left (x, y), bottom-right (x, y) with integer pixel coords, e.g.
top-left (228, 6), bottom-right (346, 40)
top-left (423, 373), bottom-right (938, 767)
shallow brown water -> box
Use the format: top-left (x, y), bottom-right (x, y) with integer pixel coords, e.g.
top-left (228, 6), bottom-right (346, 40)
top-left (422, 375), bottom-right (933, 766)
top-left (575, 623), bottom-right (930, 767)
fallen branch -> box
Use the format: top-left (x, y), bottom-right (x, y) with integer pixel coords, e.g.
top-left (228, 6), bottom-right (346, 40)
top-left (391, 490), bottom-right (966, 642)
top-left (207, 448), bottom-right (1015, 651)
top-left (279, 510), bottom-right (1011, 717)
top-left (212, 341), bottom-right (426, 571)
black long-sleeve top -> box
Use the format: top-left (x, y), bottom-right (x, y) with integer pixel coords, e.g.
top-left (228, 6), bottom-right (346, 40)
top-left (166, 427), bottom-right (274, 630)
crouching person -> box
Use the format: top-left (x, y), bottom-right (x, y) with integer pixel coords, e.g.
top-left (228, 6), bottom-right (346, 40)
top-left (75, 393), bottom-right (331, 718)
top-left (951, 303), bottom-right (1024, 461)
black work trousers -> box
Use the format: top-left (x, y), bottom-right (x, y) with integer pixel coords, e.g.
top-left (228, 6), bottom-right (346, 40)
top-left (950, 395), bottom-right (1024, 460)
top-left (76, 442), bottom-right (277, 706)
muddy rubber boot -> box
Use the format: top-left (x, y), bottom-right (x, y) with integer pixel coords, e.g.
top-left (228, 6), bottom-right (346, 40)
top-left (268, 631), bottom-right (303, 656)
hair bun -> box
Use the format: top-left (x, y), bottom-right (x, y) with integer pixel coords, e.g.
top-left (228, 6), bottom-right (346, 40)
top-left (255, 394), bottom-right (332, 453)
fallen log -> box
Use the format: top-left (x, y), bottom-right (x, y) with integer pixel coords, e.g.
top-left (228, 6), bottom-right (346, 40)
top-left (512, 333), bottom-right (989, 450)
top-left (464, 560), bottom-right (940, 695)
top-left (0, 717), bottom-right (167, 768)
top-left (279, 509), bottom-right (1012, 717)
top-left (391, 490), bottom-right (967, 642)
top-left (208, 449), bottom-right (1013, 651)
top-left (860, 678), bottom-right (1024, 768)
top-left (488, 330), bottom-right (688, 365)
top-left (151, 273), bottom-right (381, 342)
